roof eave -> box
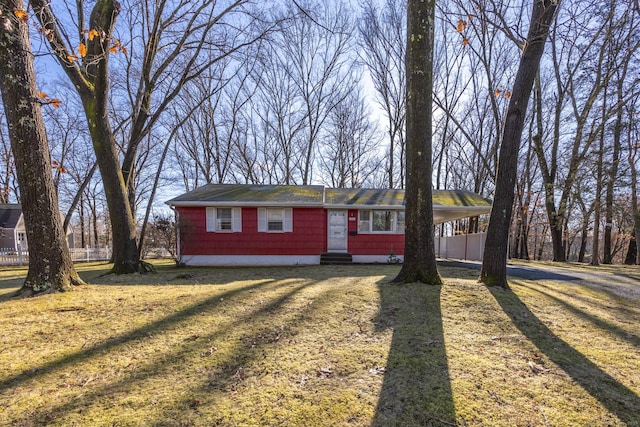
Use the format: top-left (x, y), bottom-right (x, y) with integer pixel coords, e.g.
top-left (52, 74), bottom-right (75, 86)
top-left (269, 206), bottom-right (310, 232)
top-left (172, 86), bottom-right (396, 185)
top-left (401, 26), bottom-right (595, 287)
top-left (325, 204), bottom-right (404, 210)
top-left (167, 201), bottom-right (325, 207)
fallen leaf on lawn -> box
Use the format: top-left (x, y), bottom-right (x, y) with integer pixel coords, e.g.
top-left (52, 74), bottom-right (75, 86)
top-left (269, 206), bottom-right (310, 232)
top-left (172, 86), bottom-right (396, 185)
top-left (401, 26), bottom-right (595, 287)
top-left (527, 361), bottom-right (550, 374)
top-left (317, 367), bottom-right (333, 378)
top-left (368, 366), bottom-right (386, 375)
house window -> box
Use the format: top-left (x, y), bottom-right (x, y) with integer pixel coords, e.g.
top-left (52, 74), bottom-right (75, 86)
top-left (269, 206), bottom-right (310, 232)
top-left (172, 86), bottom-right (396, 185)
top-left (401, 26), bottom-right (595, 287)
top-left (372, 210), bottom-right (395, 232)
top-left (268, 209), bottom-right (283, 231)
top-left (17, 232), bottom-right (27, 249)
top-left (217, 208), bottom-right (232, 231)
top-left (258, 208), bottom-right (293, 232)
top-left (358, 210), bottom-right (404, 234)
top-left (206, 207), bottom-right (242, 232)
top-left (358, 211), bottom-right (370, 232)
top-left (397, 211), bottom-right (405, 233)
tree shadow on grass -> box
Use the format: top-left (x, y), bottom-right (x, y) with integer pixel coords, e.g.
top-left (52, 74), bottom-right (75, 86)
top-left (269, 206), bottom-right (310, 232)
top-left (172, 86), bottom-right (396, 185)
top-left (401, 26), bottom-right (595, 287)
top-left (372, 281), bottom-right (456, 427)
top-left (0, 279), bottom-right (277, 393)
top-left (5, 275), bottom-right (329, 426)
top-left (523, 282), bottom-right (640, 349)
top-left (489, 284), bottom-right (640, 426)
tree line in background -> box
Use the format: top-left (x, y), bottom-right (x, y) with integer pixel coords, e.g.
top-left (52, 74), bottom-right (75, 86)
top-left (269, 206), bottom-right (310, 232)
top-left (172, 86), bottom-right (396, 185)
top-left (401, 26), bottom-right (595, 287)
top-left (1, 0), bottom-right (639, 286)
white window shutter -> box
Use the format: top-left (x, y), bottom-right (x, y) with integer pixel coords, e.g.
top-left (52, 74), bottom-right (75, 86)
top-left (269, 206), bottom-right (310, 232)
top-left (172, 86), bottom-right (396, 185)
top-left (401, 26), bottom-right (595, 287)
top-left (258, 208), bottom-right (267, 232)
top-left (283, 208), bottom-right (293, 232)
top-left (232, 208), bottom-right (242, 232)
top-left (206, 207), bottom-right (216, 232)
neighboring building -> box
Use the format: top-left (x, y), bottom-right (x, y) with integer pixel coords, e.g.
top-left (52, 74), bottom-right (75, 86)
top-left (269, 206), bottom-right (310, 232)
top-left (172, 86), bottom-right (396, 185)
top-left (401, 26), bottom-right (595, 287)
top-left (0, 204), bottom-right (27, 251)
top-left (0, 204), bottom-right (74, 251)
top-left (166, 184), bottom-right (492, 266)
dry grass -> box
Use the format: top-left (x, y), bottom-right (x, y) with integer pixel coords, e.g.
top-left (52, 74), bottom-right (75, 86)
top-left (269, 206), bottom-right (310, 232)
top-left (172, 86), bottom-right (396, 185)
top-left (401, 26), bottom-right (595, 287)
top-left (0, 261), bottom-right (638, 426)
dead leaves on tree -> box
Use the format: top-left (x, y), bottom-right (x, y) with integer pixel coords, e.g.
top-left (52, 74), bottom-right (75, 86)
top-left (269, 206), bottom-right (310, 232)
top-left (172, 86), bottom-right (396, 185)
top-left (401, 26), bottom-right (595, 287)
top-left (456, 17), bottom-right (471, 47)
top-left (9, 8), bottom-right (127, 65)
top-left (37, 91), bottom-right (61, 108)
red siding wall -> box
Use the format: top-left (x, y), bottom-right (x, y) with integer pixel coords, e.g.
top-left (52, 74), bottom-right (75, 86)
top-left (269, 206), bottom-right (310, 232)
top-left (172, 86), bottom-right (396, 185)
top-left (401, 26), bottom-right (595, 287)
top-left (178, 207), bottom-right (404, 256)
top-left (346, 209), bottom-right (405, 255)
top-left (178, 207), bottom-right (327, 255)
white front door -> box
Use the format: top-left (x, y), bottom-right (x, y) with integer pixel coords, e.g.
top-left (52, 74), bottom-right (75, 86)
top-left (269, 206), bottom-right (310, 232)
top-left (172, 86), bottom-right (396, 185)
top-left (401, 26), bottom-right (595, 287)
top-left (327, 210), bottom-right (348, 252)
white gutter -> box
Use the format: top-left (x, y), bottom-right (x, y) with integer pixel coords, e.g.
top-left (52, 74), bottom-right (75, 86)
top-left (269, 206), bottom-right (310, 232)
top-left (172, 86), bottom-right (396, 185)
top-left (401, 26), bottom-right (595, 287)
top-left (166, 201), bottom-right (325, 207)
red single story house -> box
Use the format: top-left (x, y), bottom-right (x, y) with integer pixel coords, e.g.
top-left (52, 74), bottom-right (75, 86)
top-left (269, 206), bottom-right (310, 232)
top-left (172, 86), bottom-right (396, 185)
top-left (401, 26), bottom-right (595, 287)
top-left (166, 184), bottom-right (492, 266)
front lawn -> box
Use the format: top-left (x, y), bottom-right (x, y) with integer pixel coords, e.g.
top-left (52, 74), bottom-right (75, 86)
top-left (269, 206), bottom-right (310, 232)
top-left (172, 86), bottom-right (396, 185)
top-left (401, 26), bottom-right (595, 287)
top-left (0, 261), bottom-right (638, 426)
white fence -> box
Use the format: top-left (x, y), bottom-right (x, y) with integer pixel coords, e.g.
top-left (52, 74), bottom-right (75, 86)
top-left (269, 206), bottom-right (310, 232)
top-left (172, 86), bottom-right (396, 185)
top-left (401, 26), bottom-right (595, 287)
top-left (435, 232), bottom-right (486, 261)
top-left (0, 247), bottom-right (111, 266)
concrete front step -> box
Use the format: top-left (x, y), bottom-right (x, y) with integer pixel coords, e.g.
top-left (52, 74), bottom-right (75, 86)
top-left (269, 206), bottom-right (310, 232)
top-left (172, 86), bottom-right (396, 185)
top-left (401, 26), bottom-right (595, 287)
top-left (320, 252), bottom-right (353, 265)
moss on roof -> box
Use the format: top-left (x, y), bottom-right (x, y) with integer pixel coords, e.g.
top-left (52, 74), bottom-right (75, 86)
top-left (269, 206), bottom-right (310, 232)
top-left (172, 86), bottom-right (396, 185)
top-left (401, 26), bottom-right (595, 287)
top-left (167, 185), bottom-right (491, 208)
top-left (326, 188), bottom-right (491, 207)
top-left (167, 184), bottom-right (325, 205)
top-left (325, 188), bottom-right (405, 206)
top-left (432, 190), bottom-right (492, 207)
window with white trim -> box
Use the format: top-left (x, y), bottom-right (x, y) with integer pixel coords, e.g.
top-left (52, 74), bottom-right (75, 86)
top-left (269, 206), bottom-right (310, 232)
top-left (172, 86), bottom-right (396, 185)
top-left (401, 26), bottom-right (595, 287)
top-left (358, 210), bottom-right (370, 232)
top-left (358, 210), bottom-right (404, 234)
top-left (258, 208), bottom-right (293, 232)
top-left (397, 211), bottom-right (405, 233)
top-left (206, 207), bottom-right (242, 232)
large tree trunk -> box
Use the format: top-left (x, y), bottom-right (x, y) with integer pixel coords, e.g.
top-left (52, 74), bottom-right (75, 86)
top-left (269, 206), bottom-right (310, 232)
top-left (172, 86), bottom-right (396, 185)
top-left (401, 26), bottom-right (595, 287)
top-left (31, 0), bottom-right (140, 273)
top-left (480, 0), bottom-right (560, 287)
top-left (0, 0), bottom-right (84, 295)
top-left (393, 0), bottom-right (441, 285)
top-left (81, 97), bottom-right (139, 273)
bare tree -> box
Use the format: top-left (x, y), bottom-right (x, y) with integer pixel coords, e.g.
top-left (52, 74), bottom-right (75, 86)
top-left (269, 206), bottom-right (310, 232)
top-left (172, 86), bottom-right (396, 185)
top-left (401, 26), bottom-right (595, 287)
top-left (173, 53), bottom-right (258, 187)
top-left (603, 10), bottom-right (640, 263)
top-left (318, 84), bottom-right (382, 188)
top-left (444, 0), bottom-right (520, 194)
top-left (480, 0), bottom-right (560, 287)
top-left (0, 112), bottom-right (18, 203)
top-left (626, 101), bottom-right (640, 264)
top-left (112, 0), bottom-right (273, 210)
top-left (248, 35), bottom-right (307, 185)
top-left (31, 0), bottom-right (140, 273)
top-left (31, 0), bottom-right (275, 273)
top-left (533, 1), bottom-right (638, 262)
top-left (359, 0), bottom-right (406, 188)
top-left (0, 0), bottom-right (83, 295)
top-left (280, 0), bottom-right (355, 185)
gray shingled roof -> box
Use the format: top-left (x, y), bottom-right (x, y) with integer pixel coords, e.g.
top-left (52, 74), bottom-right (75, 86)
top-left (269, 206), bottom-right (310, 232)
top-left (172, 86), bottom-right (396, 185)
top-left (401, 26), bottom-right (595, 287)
top-left (325, 188), bottom-right (492, 208)
top-left (325, 188), bottom-right (404, 208)
top-left (167, 184), bottom-right (491, 209)
top-left (0, 204), bottom-right (22, 229)
top-left (166, 184), bottom-right (325, 206)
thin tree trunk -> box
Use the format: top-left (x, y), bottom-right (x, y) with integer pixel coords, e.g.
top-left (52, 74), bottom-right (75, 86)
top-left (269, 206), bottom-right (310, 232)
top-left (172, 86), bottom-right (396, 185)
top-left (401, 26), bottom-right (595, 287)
top-left (626, 103), bottom-right (640, 265)
top-left (578, 223), bottom-right (588, 263)
top-left (80, 198), bottom-right (86, 248)
top-left (63, 162), bottom-right (97, 233)
top-left (624, 232), bottom-right (636, 265)
top-left (603, 75), bottom-right (625, 264)
top-left (591, 90), bottom-right (607, 266)
top-left (480, 0), bottom-right (560, 287)
top-left (0, 0), bottom-right (84, 295)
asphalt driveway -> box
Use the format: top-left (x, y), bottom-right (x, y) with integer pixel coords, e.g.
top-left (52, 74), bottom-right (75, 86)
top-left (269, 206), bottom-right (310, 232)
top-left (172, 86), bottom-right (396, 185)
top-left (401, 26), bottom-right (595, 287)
top-left (438, 259), bottom-right (640, 300)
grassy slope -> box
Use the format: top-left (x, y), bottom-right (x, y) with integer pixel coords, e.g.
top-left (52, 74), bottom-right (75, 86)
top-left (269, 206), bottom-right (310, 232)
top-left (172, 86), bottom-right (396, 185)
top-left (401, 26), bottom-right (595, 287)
top-left (0, 261), bottom-right (638, 426)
